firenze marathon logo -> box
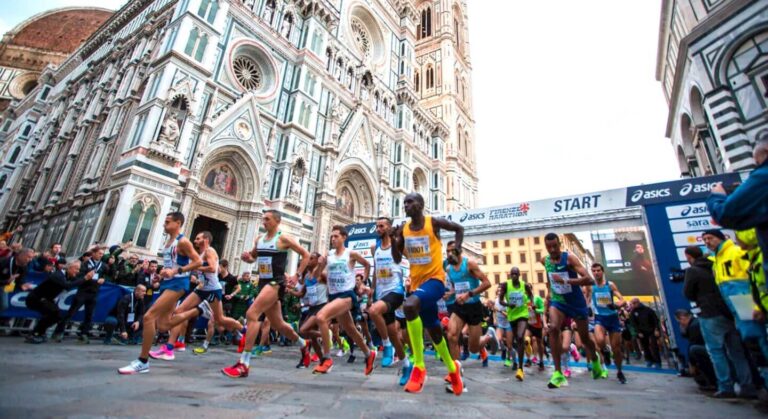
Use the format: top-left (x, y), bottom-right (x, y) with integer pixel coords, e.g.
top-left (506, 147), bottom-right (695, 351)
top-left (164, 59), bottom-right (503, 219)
top-left (488, 203), bottom-right (530, 221)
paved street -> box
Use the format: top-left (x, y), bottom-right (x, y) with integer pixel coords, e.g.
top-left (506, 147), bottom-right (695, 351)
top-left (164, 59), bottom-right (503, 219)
top-left (0, 337), bottom-right (764, 418)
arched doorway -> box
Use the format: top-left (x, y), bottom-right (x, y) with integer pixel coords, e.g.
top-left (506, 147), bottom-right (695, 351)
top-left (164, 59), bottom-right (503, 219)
top-left (333, 167), bottom-right (375, 226)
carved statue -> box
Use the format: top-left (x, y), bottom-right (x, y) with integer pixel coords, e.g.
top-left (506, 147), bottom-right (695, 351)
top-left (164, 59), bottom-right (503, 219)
top-left (158, 111), bottom-right (180, 145)
top-left (288, 168), bottom-right (303, 199)
top-left (379, 135), bottom-right (390, 154)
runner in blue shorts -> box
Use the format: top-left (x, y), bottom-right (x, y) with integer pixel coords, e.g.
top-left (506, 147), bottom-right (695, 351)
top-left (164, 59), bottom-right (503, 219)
top-left (587, 262), bottom-right (627, 384)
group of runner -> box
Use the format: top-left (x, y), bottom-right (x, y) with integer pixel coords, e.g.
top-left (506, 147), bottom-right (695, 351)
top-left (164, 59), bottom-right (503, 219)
top-left (118, 192), bottom-right (630, 392)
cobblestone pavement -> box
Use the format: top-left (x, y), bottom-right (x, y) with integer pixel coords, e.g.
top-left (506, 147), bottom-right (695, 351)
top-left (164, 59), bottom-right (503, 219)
top-left (0, 337), bottom-right (764, 418)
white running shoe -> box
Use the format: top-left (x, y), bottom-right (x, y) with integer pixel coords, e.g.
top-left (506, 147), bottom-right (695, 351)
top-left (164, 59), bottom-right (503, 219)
top-left (199, 300), bottom-right (213, 320)
top-left (118, 360), bottom-right (149, 375)
top-left (486, 327), bottom-right (499, 354)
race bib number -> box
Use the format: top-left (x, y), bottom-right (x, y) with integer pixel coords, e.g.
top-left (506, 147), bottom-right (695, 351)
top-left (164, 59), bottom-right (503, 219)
top-left (454, 281), bottom-right (470, 294)
top-left (127, 313), bottom-right (135, 323)
top-left (257, 257), bottom-right (273, 279)
top-left (328, 263), bottom-right (347, 290)
top-left (404, 236), bottom-right (431, 265)
top-left (377, 267), bottom-right (393, 281)
top-left (509, 292), bottom-right (524, 307)
top-left (595, 291), bottom-right (612, 307)
top-left (549, 272), bottom-right (572, 294)
top-left (306, 286), bottom-right (318, 306)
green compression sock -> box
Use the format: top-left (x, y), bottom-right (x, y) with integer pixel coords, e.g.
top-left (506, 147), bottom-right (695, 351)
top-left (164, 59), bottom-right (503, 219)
top-left (434, 337), bottom-right (456, 373)
top-left (407, 317), bottom-right (425, 368)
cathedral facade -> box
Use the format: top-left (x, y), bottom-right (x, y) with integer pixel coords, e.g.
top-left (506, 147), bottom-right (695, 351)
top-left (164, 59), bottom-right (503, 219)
top-left (0, 0), bottom-right (478, 273)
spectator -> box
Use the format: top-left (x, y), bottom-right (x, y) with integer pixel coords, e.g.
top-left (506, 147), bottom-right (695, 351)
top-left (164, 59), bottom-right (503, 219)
top-left (115, 254), bottom-right (141, 287)
top-left (24, 260), bottom-right (86, 344)
top-left (675, 309), bottom-right (717, 392)
top-left (0, 226), bottom-right (23, 243)
top-left (629, 298), bottom-right (662, 368)
top-left (52, 246), bottom-right (107, 343)
top-left (135, 260), bottom-right (159, 307)
top-left (228, 271), bottom-right (256, 321)
top-left (683, 245), bottom-right (733, 322)
top-left (0, 240), bottom-right (11, 259)
top-left (735, 229), bottom-right (767, 322)
top-left (219, 259), bottom-right (238, 315)
top-left (50, 243), bottom-right (66, 261)
top-left (707, 130), bottom-right (768, 278)
top-left (0, 248), bottom-right (34, 312)
top-left (103, 284), bottom-right (146, 345)
top-left (29, 255), bottom-right (56, 275)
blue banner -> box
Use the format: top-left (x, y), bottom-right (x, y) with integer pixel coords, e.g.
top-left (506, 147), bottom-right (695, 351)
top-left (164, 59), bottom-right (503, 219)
top-left (1, 272), bottom-right (130, 323)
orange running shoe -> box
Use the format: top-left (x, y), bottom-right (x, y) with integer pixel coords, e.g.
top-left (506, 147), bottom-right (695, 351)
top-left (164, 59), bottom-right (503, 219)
top-left (313, 357), bottom-right (334, 374)
top-left (364, 349), bottom-right (377, 375)
top-left (404, 366), bottom-right (427, 393)
top-left (447, 361), bottom-right (464, 396)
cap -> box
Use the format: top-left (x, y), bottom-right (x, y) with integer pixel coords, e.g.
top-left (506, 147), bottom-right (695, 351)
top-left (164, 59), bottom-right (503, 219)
top-left (701, 229), bottom-right (726, 241)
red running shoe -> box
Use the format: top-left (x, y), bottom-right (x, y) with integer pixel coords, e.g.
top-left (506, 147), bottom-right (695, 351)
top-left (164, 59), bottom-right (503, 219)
top-left (404, 366), bottom-right (427, 393)
top-left (174, 341), bottom-right (186, 352)
top-left (221, 362), bottom-right (249, 378)
top-left (364, 349), bottom-right (377, 376)
top-left (301, 341), bottom-right (311, 368)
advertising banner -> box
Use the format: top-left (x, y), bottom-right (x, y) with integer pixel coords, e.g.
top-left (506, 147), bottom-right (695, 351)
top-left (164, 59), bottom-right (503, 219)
top-left (592, 230), bottom-right (658, 296)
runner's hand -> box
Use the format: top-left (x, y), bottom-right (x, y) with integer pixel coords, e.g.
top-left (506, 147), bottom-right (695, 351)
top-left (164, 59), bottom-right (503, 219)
top-left (159, 268), bottom-right (175, 279)
top-left (753, 310), bottom-right (766, 323)
top-left (241, 251), bottom-right (254, 263)
top-left (551, 274), bottom-right (564, 284)
top-left (456, 293), bottom-right (470, 305)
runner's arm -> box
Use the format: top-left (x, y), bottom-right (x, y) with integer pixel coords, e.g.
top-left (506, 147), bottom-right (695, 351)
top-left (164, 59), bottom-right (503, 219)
top-left (350, 251), bottom-right (371, 282)
top-left (565, 253), bottom-right (594, 286)
top-left (281, 235), bottom-right (310, 277)
top-left (391, 223), bottom-right (404, 263)
top-left (609, 281), bottom-right (625, 305)
top-left (498, 282), bottom-right (508, 307)
top-left (370, 245), bottom-right (378, 294)
top-left (178, 238), bottom-right (203, 273)
top-left (432, 217), bottom-right (464, 250)
top-left (241, 236), bottom-right (260, 263)
top-left (199, 249), bottom-right (217, 273)
top-left (467, 258), bottom-right (491, 297)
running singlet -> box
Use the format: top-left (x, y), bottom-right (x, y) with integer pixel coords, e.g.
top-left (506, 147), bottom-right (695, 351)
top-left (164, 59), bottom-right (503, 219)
top-left (199, 254), bottom-right (222, 291)
top-left (446, 257), bottom-right (480, 304)
top-left (544, 251), bottom-right (587, 307)
top-left (505, 280), bottom-right (529, 321)
top-left (592, 281), bottom-right (616, 317)
top-left (304, 276), bottom-right (328, 307)
top-left (444, 276), bottom-right (456, 305)
top-left (495, 300), bottom-right (510, 328)
top-left (163, 234), bottom-right (190, 280)
top-left (374, 245), bottom-right (404, 299)
top-left (256, 232), bottom-right (288, 281)
top-left (327, 249), bottom-right (355, 295)
top-left (403, 216), bottom-right (445, 289)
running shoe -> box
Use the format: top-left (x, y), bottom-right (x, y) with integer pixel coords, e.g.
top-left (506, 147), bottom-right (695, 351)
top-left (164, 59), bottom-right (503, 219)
top-left (480, 347), bottom-right (489, 368)
top-left (342, 338), bottom-right (350, 354)
top-left (261, 345), bottom-right (272, 355)
top-left (563, 368), bottom-right (572, 378)
top-left (486, 327), bottom-right (499, 354)
top-left (336, 349), bottom-right (345, 357)
top-left (347, 354), bottom-right (356, 363)
top-left (547, 371), bottom-right (568, 389)
top-left (251, 346), bottom-right (263, 356)
top-left (118, 359), bottom-right (149, 375)
top-left (300, 341), bottom-right (311, 368)
top-left (77, 335), bottom-right (90, 344)
top-left (26, 335), bottom-right (46, 344)
top-left (617, 371), bottom-right (627, 384)
top-left (504, 359), bottom-right (512, 368)
top-left (516, 368), bottom-right (525, 381)
top-left (531, 356), bottom-right (539, 364)
top-left (199, 300), bottom-right (213, 319)
top-left (400, 363), bottom-right (413, 386)
top-left (364, 349), bottom-right (377, 375)
top-left (404, 366), bottom-right (427, 393)
top-left (591, 359), bottom-right (606, 380)
top-left (446, 361), bottom-right (464, 396)
top-left (149, 346), bottom-right (175, 361)
top-left (460, 351), bottom-right (469, 361)
top-left (174, 341), bottom-right (186, 352)
top-left (382, 345), bottom-right (395, 367)
top-left (569, 344), bottom-right (580, 362)
top-left (600, 368), bottom-right (609, 379)
top-left (313, 357), bottom-right (334, 374)
top-left (221, 362), bottom-right (249, 378)
top-left (538, 361), bottom-right (545, 371)
top-left (524, 359), bottom-right (532, 368)
top-left (51, 333), bottom-right (63, 343)
top-left (310, 353), bottom-right (320, 363)
top-left (193, 346), bottom-right (208, 355)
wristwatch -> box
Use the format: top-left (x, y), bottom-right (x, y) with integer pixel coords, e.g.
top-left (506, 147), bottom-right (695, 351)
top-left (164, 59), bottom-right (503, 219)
top-left (467, 290), bottom-right (474, 297)
top-left (177, 267), bottom-right (183, 275)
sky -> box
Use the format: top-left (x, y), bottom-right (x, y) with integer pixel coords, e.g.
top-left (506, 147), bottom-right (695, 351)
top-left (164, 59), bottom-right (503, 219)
top-left (1, 0), bottom-right (681, 209)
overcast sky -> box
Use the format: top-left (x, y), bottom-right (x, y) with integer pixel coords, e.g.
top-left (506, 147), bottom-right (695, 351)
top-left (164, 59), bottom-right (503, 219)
top-left (2, 0), bottom-right (681, 209)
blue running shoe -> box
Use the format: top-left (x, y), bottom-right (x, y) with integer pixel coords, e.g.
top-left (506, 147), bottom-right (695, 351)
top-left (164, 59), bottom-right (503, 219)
top-left (400, 363), bottom-right (413, 386)
top-left (382, 346), bottom-right (394, 367)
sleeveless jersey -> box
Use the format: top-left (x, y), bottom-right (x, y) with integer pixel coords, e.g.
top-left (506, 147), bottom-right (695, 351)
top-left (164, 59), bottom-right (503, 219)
top-left (327, 248), bottom-right (355, 295)
top-left (163, 234), bottom-right (190, 280)
top-left (199, 249), bottom-right (221, 291)
top-left (505, 280), bottom-right (530, 321)
top-left (403, 216), bottom-right (445, 289)
top-left (446, 257), bottom-right (480, 304)
top-left (374, 245), bottom-right (404, 299)
top-left (495, 300), bottom-right (510, 328)
top-left (304, 275), bottom-right (328, 307)
top-left (256, 232), bottom-right (288, 280)
top-left (592, 281), bottom-right (616, 316)
top-left (545, 251), bottom-right (587, 307)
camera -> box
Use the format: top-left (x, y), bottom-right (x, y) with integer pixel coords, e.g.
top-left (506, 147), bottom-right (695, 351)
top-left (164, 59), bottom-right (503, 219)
top-left (669, 267), bottom-right (686, 283)
top-left (723, 182), bottom-right (741, 195)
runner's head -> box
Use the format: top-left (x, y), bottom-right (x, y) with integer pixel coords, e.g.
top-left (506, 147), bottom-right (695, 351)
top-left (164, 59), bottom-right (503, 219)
top-left (591, 263), bottom-right (604, 281)
top-left (263, 210), bottom-right (281, 232)
top-left (164, 211), bottom-right (185, 235)
top-left (446, 240), bottom-right (461, 265)
top-left (330, 225), bottom-right (348, 250)
top-left (403, 192), bottom-right (424, 218)
top-left (509, 266), bottom-right (520, 281)
top-left (308, 251), bottom-right (321, 270)
top-left (194, 231), bottom-right (213, 251)
top-left (525, 282), bottom-right (534, 298)
top-left (376, 216), bottom-right (392, 237)
top-left (544, 232), bottom-right (561, 259)
top-left (674, 308), bottom-right (692, 328)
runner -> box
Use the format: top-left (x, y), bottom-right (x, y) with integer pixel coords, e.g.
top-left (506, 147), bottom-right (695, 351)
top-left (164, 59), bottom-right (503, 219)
top-left (312, 225), bottom-right (376, 375)
top-left (367, 217), bottom-right (408, 371)
top-left (541, 232), bottom-right (605, 388)
top-left (498, 266), bottom-right (529, 381)
top-left (353, 273), bottom-right (375, 361)
top-left (118, 212), bottom-right (202, 374)
top-left (221, 210), bottom-right (311, 378)
top-left (393, 192), bottom-right (464, 395)
top-left (148, 231), bottom-right (244, 361)
top-left (493, 287), bottom-right (513, 368)
top-left (525, 283), bottom-right (546, 371)
top-left (295, 252), bottom-right (328, 368)
top-left (396, 276), bottom-right (413, 386)
top-left (587, 262), bottom-right (627, 383)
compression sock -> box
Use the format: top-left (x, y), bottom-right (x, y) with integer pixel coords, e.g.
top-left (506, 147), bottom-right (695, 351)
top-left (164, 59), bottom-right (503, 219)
top-left (434, 337), bottom-right (456, 373)
top-left (240, 351), bottom-right (252, 367)
top-left (139, 357), bottom-right (148, 364)
top-left (406, 317), bottom-right (426, 368)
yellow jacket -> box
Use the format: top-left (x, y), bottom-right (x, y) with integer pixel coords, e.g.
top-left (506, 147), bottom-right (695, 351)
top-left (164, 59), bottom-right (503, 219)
top-left (710, 239), bottom-right (750, 285)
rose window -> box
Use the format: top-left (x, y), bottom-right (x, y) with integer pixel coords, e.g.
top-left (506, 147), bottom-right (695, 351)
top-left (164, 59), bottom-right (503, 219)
top-left (233, 56), bottom-right (263, 90)
top-left (350, 18), bottom-right (371, 60)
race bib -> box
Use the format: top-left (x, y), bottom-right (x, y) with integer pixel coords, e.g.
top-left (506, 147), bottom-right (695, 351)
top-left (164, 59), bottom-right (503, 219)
top-left (528, 306), bottom-right (536, 319)
top-left (595, 291), bottom-right (612, 307)
top-left (509, 292), bottom-right (524, 307)
top-left (328, 263), bottom-right (347, 290)
top-left (377, 267), bottom-right (393, 281)
top-left (454, 281), bottom-right (470, 294)
top-left (549, 272), bottom-right (572, 294)
top-left (127, 313), bottom-right (135, 323)
top-left (257, 257), bottom-right (273, 279)
top-left (404, 236), bottom-right (431, 265)
top-left (306, 285), bottom-right (318, 306)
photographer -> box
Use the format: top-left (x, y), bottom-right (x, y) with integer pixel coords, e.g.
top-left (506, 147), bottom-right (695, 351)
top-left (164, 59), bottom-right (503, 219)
top-left (52, 246), bottom-right (108, 343)
top-left (674, 309), bottom-right (716, 391)
top-left (103, 285), bottom-right (146, 344)
top-left (25, 260), bottom-right (85, 344)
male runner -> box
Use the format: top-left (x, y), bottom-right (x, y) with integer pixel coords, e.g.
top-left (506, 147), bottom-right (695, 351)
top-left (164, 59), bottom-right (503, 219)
top-left (541, 233), bottom-right (605, 388)
top-left (587, 262), bottom-right (627, 383)
top-left (498, 266), bottom-right (529, 381)
top-left (294, 252), bottom-right (328, 367)
top-left (312, 225), bottom-right (376, 374)
top-left (221, 210), bottom-right (311, 378)
top-left (149, 231), bottom-right (244, 361)
top-left (368, 217), bottom-right (408, 370)
top-left (118, 212), bottom-right (202, 374)
top-left (393, 192), bottom-right (464, 395)
top-left (493, 287), bottom-right (513, 367)
top-left (525, 283), bottom-right (546, 370)
top-left (445, 240), bottom-right (492, 377)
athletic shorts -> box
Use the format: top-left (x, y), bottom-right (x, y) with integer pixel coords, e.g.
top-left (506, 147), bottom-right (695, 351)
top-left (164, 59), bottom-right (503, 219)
top-left (560, 316), bottom-right (574, 332)
top-left (446, 303), bottom-right (456, 316)
top-left (194, 289), bottom-right (223, 302)
top-left (258, 277), bottom-right (286, 300)
top-left (510, 317), bottom-right (528, 331)
top-left (496, 316), bottom-right (511, 331)
top-left (452, 302), bottom-right (484, 326)
top-left (299, 303), bottom-right (326, 327)
top-left (158, 277), bottom-right (190, 295)
top-left (378, 292), bottom-right (405, 325)
top-left (329, 290), bottom-right (360, 319)
top-left (411, 279), bottom-right (446, 329)
top-left (595, 314), bottom-right (623, 334)
top-left (527, 325), bottom-right (543, 339)
top-left (551, 301), bottom-right (589, 321)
